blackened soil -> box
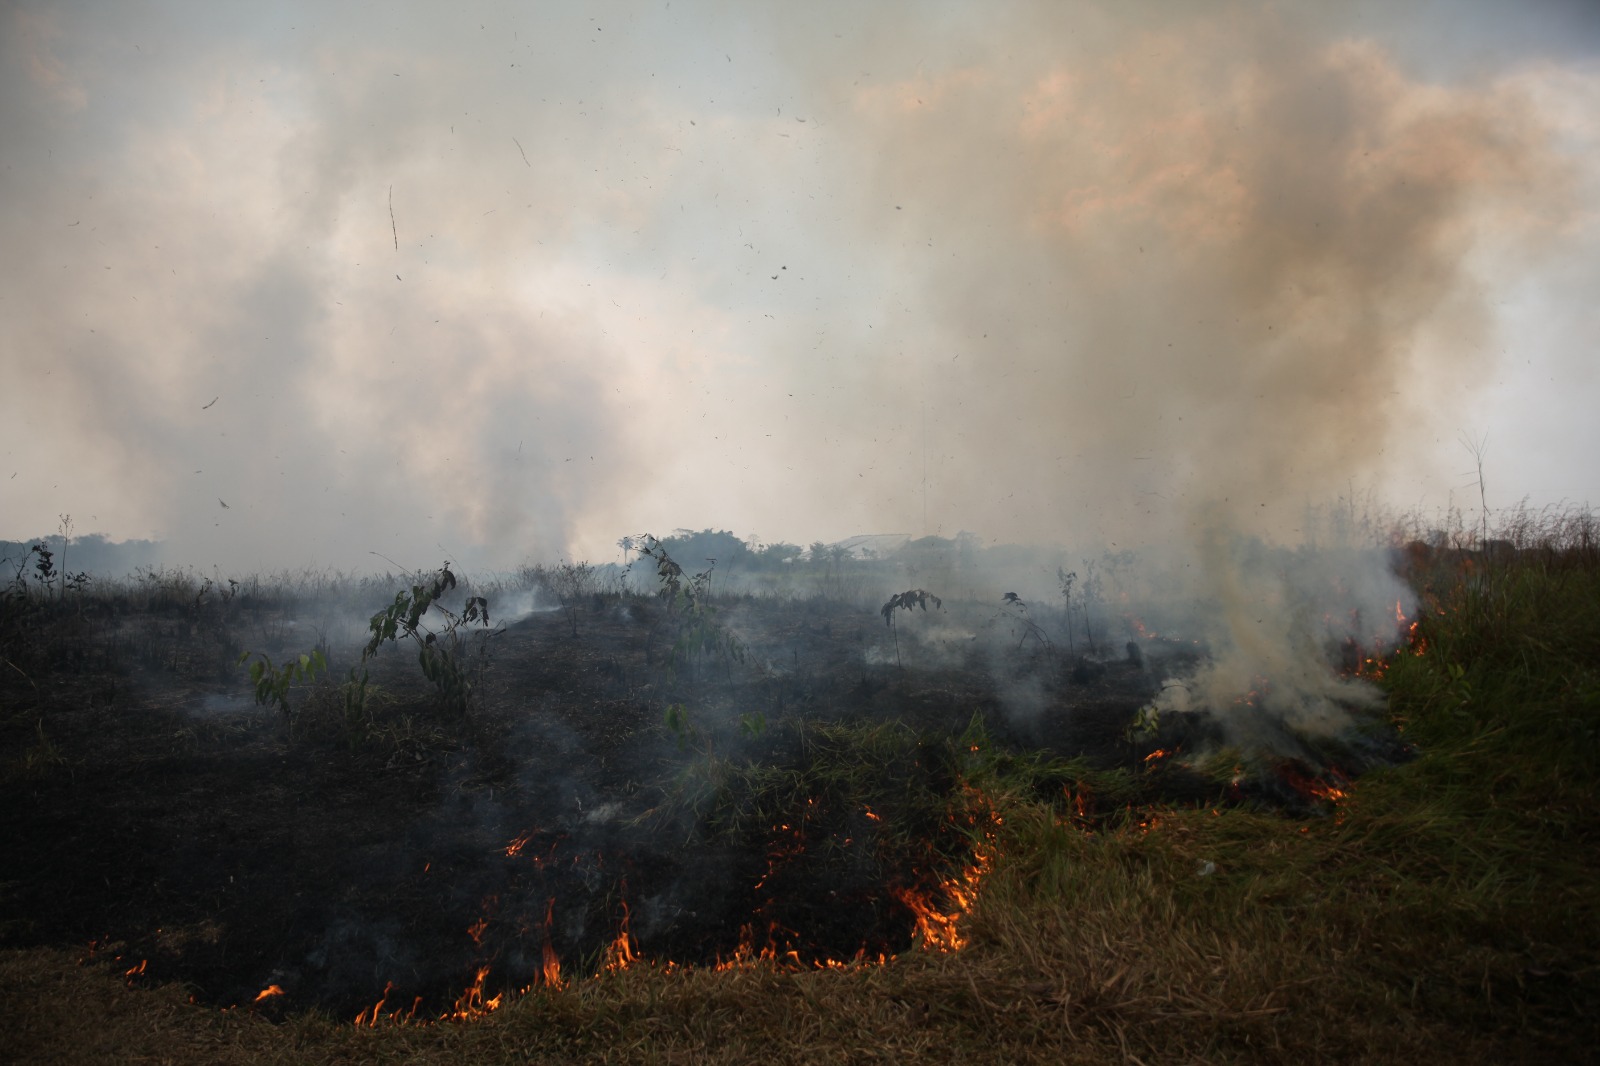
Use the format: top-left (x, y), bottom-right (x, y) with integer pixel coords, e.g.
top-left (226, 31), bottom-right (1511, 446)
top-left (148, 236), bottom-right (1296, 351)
top-left (0, 593), bottom-right (1294, 1020)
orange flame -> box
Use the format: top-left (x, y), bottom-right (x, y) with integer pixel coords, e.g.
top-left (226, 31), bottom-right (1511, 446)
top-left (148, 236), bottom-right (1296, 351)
top-left (599, 903), bottom-right (638, 974)
top-left (1281, 764), bottom-right (1351, 808)
top-left (345, 787), bottom-right (1018, 1026)
top-left (355, 981), bottom-right (394, 1027)
top-left (713, 922), bottom-right (796, 970)
top-left (541, 899), bottom-right (564, 988)
top-left (894, 848), bottom-right (992, 953)
top-left (892, 788), bottom-right (1001, 953)
top-left (1305, 776), bottom-right (1348, 804)
top-left (254, 984), bottom-right (285, 1003)
top-left (541, 942), bottom-right (563, 988)
top-left (449, 968), bottom-right (495, 1020)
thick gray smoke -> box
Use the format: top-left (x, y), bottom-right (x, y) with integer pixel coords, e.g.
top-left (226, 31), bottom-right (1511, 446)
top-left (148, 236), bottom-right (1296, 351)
top-left (818, 7), bottom-right (1581, 551)
top-left (756, 3), bottom-right (1585, 727)
top-left (0, 1), bottom-right (1594, 579)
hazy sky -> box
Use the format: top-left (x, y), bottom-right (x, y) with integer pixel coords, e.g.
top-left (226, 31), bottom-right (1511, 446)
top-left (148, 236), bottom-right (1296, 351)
top-left (3, 0), bottom-right (1597, 571)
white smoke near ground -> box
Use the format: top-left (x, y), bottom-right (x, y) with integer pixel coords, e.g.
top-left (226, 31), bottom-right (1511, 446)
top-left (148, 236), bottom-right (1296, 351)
top-left (1170, 524), bottom-right (1408, 740)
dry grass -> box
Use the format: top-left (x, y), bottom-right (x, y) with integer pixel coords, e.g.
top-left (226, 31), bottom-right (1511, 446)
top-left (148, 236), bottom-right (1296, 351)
top-left (4, 788), bottom-right (1581, 1065)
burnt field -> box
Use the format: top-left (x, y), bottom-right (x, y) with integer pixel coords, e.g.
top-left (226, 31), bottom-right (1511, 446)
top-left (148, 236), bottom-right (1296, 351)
top-left (3, 521), bottom-right (1598, 1064)
top-left (0, 558), bottom-right (1399, 1024)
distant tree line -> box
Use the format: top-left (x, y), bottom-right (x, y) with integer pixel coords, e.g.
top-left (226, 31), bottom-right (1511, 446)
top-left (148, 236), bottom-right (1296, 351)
top-left (0, 534), bottom-right (163, 578)
top-left (652, 529), bottom-right (983, 577)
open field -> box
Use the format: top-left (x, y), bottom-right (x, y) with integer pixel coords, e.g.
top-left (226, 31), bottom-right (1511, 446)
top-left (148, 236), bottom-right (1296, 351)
top-left (2, 516), bottom-right (1597, 1064)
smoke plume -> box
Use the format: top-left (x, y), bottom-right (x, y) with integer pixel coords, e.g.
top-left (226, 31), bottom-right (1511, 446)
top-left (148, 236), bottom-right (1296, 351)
top-left (0, 1), bottom-right (1593, 572)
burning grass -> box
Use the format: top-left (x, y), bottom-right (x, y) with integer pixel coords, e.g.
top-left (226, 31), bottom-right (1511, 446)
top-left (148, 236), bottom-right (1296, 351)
top-left (3, 511), bottom-right (1598, 1061)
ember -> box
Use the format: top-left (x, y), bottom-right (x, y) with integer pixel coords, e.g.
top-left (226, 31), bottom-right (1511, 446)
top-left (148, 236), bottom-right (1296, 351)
top-left (1277, 762), bottom-right (1352, 809)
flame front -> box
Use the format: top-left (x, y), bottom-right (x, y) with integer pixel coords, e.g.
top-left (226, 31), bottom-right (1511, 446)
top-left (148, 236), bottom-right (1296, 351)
top-left (344, 788), bottom-right (1007, 1025)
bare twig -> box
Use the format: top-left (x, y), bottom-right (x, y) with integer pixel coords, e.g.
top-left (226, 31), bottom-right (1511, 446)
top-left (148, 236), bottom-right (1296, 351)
top-left (1460, 431), bottom-right (1489, 546)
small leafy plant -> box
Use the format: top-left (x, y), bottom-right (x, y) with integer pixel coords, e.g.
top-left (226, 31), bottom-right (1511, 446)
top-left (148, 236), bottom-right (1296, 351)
top-left (1077, 559), bottom-right (1104, 656)
top-left (238, 648), bottom-right (329, 724)
top-left (29, 543), bottom-right (56, 600)
top-left (238, 562), bottom-right (492, 738)
top-left (663, 702), bottom-right (697, 753)
top-left (362, 563), bottom-right (491, 717)
top-left (624, 535), bottom-right (745, 682)
top-left (997, 592), bottom-right (1055, 655)
top-left (1057, 567), bottom-right (1077, 655)
top-left (881, 588), bottom-right (943, 670)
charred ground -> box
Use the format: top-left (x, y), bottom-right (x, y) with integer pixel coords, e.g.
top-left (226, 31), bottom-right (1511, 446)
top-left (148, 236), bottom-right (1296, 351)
top-left (0, 564), bottom-right (1380, 1021)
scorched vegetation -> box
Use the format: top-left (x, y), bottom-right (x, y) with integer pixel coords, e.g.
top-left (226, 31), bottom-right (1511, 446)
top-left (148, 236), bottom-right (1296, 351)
top-left (1, 511), bottom-right (1597, 1064)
